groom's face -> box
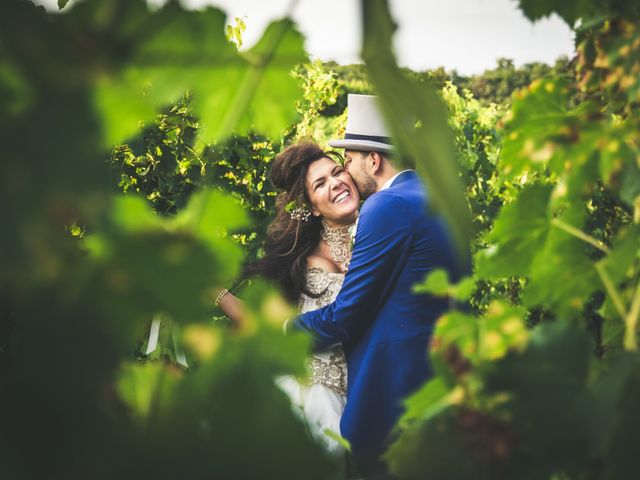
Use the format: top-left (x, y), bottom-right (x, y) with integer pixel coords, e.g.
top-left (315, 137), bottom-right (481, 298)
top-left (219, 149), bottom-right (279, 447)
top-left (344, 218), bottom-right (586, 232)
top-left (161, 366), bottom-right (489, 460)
top-left (344, 150), bottom-right (377, 199)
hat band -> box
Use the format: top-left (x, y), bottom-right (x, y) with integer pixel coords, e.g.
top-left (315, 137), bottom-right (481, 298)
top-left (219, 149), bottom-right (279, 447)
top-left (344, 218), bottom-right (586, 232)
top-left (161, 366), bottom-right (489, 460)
top-left (344, 133), bottom-right (392, 144)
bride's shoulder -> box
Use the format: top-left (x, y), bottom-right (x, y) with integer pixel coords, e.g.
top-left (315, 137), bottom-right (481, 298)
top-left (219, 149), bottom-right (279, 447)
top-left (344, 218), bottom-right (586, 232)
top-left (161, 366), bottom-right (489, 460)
top-left (306, 255), bottom-right (341, 274)
top-left (302, 255), bottom-right (344, 298)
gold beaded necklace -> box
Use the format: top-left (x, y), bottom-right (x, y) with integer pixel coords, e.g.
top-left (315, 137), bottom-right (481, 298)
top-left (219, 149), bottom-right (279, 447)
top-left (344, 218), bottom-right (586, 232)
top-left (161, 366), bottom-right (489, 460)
top-left (320, 220), bottom-right (354, 272)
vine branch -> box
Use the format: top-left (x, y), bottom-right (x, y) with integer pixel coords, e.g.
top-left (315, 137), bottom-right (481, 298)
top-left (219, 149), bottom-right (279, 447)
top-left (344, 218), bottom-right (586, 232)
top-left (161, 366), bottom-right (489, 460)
top-left (551, 218), bottom-right (611, 254)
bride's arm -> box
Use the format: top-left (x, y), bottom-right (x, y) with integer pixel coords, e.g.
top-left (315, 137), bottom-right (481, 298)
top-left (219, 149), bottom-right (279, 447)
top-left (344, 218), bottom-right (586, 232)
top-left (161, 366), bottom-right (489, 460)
top-left (215, 289), bottom-right (246, 327)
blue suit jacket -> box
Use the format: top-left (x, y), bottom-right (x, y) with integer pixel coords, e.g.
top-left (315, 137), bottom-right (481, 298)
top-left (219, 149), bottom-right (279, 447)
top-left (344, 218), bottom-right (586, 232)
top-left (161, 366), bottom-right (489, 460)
top-left (295, 171), bottom-right (460, 475)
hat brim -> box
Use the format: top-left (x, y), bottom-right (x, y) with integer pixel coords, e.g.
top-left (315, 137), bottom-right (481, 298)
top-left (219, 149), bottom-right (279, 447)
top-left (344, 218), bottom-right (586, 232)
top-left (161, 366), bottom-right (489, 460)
top-left (328, 138), bottom-right (394, 154)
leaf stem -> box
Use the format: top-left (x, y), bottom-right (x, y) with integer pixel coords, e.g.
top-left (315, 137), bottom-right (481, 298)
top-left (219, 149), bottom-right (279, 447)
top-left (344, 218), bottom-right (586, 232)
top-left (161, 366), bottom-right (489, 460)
top-left (625, 280), bottom-right (640, 351)
top-left (551, 218), bottom-right (610, 254)
top-left (595, 263), bottom-right (633, 350)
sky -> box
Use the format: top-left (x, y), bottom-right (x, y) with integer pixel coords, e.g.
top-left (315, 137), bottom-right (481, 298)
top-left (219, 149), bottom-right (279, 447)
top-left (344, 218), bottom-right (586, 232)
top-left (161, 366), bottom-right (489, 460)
top-left (37, 0), bottom-right (575, 75)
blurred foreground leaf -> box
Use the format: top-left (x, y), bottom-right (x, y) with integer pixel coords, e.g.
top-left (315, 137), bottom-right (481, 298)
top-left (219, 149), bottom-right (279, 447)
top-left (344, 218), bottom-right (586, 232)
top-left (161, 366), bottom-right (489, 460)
top-left (360, 0), bottom-right (472, 261)
top-left (93, 0), bottom-right (306, 146)
top-left (85, 190), bottom-right (247, 323)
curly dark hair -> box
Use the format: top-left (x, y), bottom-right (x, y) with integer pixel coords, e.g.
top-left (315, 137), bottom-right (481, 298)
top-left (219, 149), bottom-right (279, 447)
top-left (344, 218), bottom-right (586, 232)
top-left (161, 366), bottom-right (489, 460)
top-left (244, 142), bottom-right (343, 302)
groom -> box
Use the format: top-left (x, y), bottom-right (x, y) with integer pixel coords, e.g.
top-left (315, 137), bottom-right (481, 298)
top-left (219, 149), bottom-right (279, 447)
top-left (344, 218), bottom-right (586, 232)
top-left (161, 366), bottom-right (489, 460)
top-left (293, 94), bottom-right (461, 477)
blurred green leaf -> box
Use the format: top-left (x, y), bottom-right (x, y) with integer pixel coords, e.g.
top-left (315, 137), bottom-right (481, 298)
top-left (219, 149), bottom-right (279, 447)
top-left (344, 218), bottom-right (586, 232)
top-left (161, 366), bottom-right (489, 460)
top-left (386, 406), bottom-right (482, 480)
top-left (500, 78), bottom-right (571, 181)
top-left (396, 377), bottom-right (461, 430)
top-left (93, 2), bottom-right (235, 146)
top-left (323, 429), bottom-right (352, 452)
top-left (199, 18), bottom-right (307, 141)
top-left (116, 361), bottom-right (180, 423)
top-left (96, 232), bottom-right (222, 322)
top-left (592, 353), bottom-right (640, 479)
top-left (431, 301), bottom-right (528, 370)
top-left (482, 321), bottom-right (594, 478)
top-left (95, 3), bottom-right (306, 147)
top-left (109, 196), bottom-right (164, 233)
top-left (360, 0), bottom-right (472, 261)
top-left (413, 269), bottom-right (449, 296)
top-left (84, 190), bottom-right (249, 323)
top-left (172, 189), bottom-right (249, 240)
top-left (413, 268), bottom-right (475, 301)
top-left (597, 225), bottom-right (640, 285)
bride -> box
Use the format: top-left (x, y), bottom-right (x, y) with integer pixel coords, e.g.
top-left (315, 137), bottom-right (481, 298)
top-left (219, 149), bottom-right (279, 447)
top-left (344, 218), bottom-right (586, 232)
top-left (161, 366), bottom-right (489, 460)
top-left (216, 142), bottom-right (360, 456)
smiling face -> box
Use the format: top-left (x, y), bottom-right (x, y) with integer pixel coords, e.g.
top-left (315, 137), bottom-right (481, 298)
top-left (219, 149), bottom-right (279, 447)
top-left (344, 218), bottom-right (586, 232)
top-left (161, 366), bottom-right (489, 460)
top-left (305, 156), bottom-right (360, 226)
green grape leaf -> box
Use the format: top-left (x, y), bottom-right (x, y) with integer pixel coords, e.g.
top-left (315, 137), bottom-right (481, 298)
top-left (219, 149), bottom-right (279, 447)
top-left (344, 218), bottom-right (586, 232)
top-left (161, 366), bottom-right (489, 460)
top-left (386, 405), bottom-right (493, 479)
top-left (413, 269), bottom-right (475, 301)
top-left (109, 195), bottom-right (164, 233)
top-left (57, 0), bottom-right (70, 9)
top-left (172, 189), bottom-right (249, 237)
top-left (589, 352), bottom-right (637, 457)
top-left (397, 376), bottom-right (462, 429)
top-left (597, 224), bottom-right (640, 286)
top-left (93, 3), bottom-right (234, 146)
top-left (517, 0), bottom-right (613, 26)
top-left (476, 180), bottom-right (602, 316)
top-left (522, 205), bottom-right (600, 316)
top-left (109, 282), bottom-right (336, 479)
top-left (482, 321), bottom-right (594, 478)
top-left (476, 183), bottom-right (553, 278)
top-left (414, 269), bottom-right (450, 295)
top-left (285, 200), bottom-right (297, 213)
top-left (96, 232), bottom-right (224, 322)
top-left (196, 18), bottom-right (307, 142)
top-left (500, 78), bottom-right (570, 181)
top-left (592, 353), bottom-right (640, 479)
top-left (601, 304), bottom-right (625, 347)
top-left (88, 190), bottom-right (249, 322)
top-left (597, 225), bottom-right (640, 346)
top-left (94, 2), bottom-right (306, 147)
top-left (116, 361), bottom-right (180, 423)
top-left (431, 301), bottom-right (528, 371)
top-left (171, 190), bottom-right (248, 282)
top-left (620, 156), bottom-right (640, 206)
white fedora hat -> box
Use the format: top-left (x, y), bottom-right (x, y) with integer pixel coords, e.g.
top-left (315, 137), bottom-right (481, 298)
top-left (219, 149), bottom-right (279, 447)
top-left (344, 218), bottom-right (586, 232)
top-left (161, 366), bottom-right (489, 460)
top-left (328, 94), bottom-right (394, 153)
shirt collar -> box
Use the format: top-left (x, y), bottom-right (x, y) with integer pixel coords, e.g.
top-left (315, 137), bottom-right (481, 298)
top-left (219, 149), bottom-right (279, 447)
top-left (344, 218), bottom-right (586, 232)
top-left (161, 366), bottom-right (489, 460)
top-left (381, 170), bottom-right (413, 190)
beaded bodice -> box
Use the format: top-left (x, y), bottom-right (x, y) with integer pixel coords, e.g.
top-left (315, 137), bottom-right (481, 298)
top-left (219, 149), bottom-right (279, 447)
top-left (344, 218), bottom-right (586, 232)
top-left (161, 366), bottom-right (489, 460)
top-left (299, 268), bottom-right (348, 396)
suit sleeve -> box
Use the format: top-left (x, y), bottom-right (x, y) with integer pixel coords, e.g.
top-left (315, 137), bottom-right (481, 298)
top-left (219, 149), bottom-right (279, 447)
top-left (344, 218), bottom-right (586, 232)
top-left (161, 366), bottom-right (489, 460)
top-left (293, 192), bottom-right (414, 348)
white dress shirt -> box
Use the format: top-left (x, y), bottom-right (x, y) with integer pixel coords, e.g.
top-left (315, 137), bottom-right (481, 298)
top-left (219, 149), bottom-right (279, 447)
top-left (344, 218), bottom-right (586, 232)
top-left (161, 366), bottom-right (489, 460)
top-left (381, 170), bottom-right (413, 190)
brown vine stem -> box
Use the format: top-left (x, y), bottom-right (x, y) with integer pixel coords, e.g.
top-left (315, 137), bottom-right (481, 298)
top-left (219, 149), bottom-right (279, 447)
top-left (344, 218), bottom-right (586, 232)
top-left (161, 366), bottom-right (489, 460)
top-left (551, 218), bottom-right (611, 254)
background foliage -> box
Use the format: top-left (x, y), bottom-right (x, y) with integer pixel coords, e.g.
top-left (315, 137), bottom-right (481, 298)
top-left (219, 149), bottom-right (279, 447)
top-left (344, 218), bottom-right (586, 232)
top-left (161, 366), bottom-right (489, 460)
top-left (1, 0), bottom-right (639, 479)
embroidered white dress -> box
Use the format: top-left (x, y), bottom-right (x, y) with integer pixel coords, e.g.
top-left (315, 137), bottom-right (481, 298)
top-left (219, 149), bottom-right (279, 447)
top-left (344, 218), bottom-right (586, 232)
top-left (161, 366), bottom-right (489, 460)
top-left (276, 267), bottom-right (348, 456)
